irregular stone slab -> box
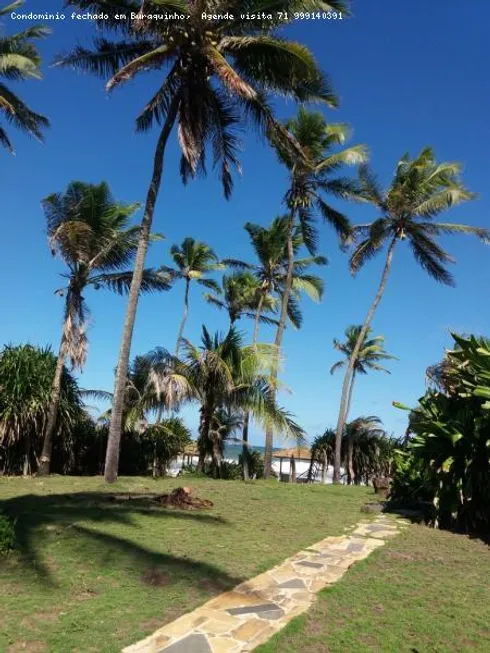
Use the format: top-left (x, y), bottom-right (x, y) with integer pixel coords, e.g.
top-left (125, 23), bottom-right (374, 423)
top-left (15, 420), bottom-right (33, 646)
top-left (159, 633), bottom-right (212, 653)
top-left (277, 579), bottom-right (306, 589)
top-left (296, 561), bottom-right (324, 569)
top-left (259, 609), bottom-right (285, 621)
top-left (227, 603), bottom-right (281, 616)
top-left (346, 542), bottom-right (365, 553)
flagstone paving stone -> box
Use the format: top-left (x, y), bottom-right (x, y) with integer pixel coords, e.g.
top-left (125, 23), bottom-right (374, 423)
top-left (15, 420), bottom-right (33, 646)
top-left (123, 514), bottom-right (406, 653)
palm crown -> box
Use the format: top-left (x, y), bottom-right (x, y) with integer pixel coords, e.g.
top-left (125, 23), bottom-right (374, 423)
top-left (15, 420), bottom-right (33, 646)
top-left (349, 147), bottom-right (489, 284)
top-left (331, 325), bottom-right (396, 376)
top-left (60, 0), bottom-right (346, 197)
top-left (225, 216), bottom-right (327, 329)
top-left (275, 106), bottom-right (368, 252)
top-left (162, 237), bottom-right (222, 292)
top-left (0, 1), bottom-right (49, 152)
top-left (44, 181), bottom-right (171, 368)
top-left (205, 271), bottom-right (277, 326)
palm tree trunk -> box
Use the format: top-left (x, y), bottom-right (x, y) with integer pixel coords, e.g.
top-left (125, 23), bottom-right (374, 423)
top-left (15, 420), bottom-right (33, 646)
top-left (333, 237), bottom-right (397, 483)
top-left (104, 98), bottom-right (180, 483)
top-left (264, 209), bottom-right (295, 478)
top-left (242, 291), bottom-right (266, 481)
top-left (197, 406), bottom-right (212, 473)
top-left (38, 335), bottom-right (66, 476)
top-left (345, 372), bottom-right (356, 485)
top-left (212, 441), bottom-right (222, 479)
top-left (175, 279), bottom-right (190, 356)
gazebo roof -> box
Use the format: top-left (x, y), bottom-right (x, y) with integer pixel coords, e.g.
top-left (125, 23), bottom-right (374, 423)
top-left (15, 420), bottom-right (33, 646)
top-left (181, 442), bottom-right (199, 455)
top-left (272, 447), bottom-right (312, 460)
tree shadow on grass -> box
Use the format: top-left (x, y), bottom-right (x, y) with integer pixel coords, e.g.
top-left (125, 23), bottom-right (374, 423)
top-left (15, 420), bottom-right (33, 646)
top-left (2, 492), bottom-right (234, 590)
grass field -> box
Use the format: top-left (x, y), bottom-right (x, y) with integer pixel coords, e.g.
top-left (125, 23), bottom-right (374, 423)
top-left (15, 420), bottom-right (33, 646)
top-left (0, 476), bottom-right (371, 652)
top-left (255, 521), bottom-right (490, 653)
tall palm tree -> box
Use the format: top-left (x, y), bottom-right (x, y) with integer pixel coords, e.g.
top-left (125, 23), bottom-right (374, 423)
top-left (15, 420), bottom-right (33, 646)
top-left (205, 272), bottom-right (277, 328)
top-left (59, 0), bottom-right (346, 483)
top-left (39, 181), bottom-right (171, 475)
top-left (0, 1), bottom-right (49, 152)
top-left (331, 325), bottom-right (396, 429)
top-left (264, 107), bottom-right (367, 476)
top-left (332, 147), bottom-right (490, 482)
top-left (160, 237), bottom-right (222, 354)
top-left (225, 216), bottom-right (326, 478)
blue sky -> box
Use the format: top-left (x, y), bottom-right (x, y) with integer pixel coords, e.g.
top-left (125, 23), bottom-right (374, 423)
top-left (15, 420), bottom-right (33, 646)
top-left (1, 0), bottom-right (489, 445)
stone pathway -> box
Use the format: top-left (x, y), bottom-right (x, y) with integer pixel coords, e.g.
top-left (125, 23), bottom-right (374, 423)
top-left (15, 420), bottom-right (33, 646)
top-left (123, 514), bottom-right (408, 653)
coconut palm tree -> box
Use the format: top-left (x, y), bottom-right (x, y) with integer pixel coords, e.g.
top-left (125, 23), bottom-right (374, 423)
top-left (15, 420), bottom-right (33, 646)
top-left (59, 0), bottom-right (346, 483)
top-left (179, 326), bottom-right (305, 477)
top-left (0, 1), bottom-right (49, 152)
top-left (332, 147), bottom-right (490, 483)
top-left (330, 325), bottom-right (396, 429)
top-left (159, 237), bottom-right (223, 354)
top-left (39, 181), bottom-right (171, 475)
top-left (225, 217), bottom-right (327, 341)
top-left (204, 272), bottom-right (277, 328)
top-left (264, 107), bottom-right (367, 476)
top-left (225, 217), bottom-right (326, 478)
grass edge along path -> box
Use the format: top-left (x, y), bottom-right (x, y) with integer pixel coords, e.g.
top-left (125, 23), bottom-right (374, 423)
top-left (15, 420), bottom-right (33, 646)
top-left (255, 522), bottom-right (490, 653)
top-left (123, 514), bottom-right (406, 652)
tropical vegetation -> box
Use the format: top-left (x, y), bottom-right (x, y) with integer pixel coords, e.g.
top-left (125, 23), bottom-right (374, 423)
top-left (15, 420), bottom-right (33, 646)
top-left (391, 333), bottom-right (490, 535)
top-left (0, 0), bottom-right (49, 152)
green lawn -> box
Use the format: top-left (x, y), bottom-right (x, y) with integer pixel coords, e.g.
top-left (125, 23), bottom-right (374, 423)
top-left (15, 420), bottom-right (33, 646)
top-left (0, 476), bottom-right (371, 652)
top-left (255, 521), bottom-right (490, 653)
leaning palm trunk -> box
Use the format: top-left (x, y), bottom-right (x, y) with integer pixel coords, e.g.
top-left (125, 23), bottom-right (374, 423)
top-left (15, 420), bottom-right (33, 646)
top-left (344, 372), bottom-right (356, 484)
top-left (212, 441), bottom-right (222, 479)
top-left (38, 320), bottom-right (69, 475)
top-left (264, 210), bottom-right (295, 478)
top-left (38, 347), bottom-right (65, 475)
top-left (175, 278), bottom-right (190, 356)
top-left (105, 99), bottom-right (180, 483)
top-left (242, 291), bottom-right (266, 481)
top-left (333, 238), bottom-right (397, 483)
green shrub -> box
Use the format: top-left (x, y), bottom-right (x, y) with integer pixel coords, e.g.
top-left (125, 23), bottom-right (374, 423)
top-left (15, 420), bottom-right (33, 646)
top-left (0, 512), bottom-right (16, 555)
top-left (219, 461), bottom-right (242, 480)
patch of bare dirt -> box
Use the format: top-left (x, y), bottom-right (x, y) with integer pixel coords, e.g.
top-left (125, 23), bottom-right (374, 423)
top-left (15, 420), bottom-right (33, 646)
top-left (8, 641), bottom-right (47, 652)
top-left (110, 487), bottom-right (213, 511)
top-left (140, 569), bottom-right (171, 587)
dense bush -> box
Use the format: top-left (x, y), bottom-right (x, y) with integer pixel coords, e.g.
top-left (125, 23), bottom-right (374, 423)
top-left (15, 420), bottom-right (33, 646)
top-left (391, 334), bottom-right (490, 535)
top-left (0, 344), bottom-right (84, 475)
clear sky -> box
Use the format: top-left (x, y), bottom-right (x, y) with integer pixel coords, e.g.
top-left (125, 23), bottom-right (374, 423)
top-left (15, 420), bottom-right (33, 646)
top-left (1, 0), bottom-right (489, 446)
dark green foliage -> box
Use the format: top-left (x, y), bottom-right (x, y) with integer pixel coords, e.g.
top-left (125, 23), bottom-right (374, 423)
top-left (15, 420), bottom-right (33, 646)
top-left (219, 460), bottom-right (242, 480)
top-left (0, 344), bottom-right (84, 475)
top-left (0, 511), bottom-right (15, 555)
top-left (392, 334), bottom-right (490, 535)
top-left (239, 449), bottom-right (265, 480)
